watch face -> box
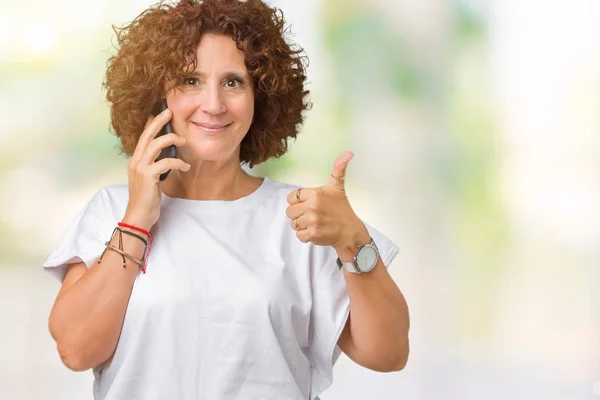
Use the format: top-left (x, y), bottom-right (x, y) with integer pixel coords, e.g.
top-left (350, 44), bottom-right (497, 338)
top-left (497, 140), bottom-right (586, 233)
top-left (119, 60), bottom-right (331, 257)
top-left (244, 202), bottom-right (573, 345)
top-left (357, 245), bottom-right (378, 272)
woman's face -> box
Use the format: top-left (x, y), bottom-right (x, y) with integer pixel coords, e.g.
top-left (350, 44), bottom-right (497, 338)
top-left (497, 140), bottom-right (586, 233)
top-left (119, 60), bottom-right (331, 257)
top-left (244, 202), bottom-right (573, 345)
top-left (166, 33), bottom-right (254, 164)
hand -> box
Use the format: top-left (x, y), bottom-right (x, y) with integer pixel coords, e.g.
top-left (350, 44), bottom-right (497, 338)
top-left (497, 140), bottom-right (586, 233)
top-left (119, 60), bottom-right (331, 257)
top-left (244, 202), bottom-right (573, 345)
top-left (123, 107), bottom-right (191, 230)
top-left (285, 151), bottom-right (369, 254)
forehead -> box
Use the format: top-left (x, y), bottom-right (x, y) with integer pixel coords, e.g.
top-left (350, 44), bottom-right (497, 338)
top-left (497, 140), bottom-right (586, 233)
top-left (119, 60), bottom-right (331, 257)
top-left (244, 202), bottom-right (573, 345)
top-left (194, 33), bottom-right (248, 74)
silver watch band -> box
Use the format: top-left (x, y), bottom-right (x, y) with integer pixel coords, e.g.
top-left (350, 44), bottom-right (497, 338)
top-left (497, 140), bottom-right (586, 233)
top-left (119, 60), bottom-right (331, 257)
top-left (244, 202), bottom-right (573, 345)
top-left (336, 237), bottom-right (378, 274)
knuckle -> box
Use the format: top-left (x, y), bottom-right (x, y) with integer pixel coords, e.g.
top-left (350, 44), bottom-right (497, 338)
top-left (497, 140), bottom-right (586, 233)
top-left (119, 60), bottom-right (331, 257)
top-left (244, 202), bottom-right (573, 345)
top-left (311, 196), bottom-right (320, 209)
top-left (145, 138), bottom-right (157, 151)
top-left (303, 213), bottom-right (311, 224)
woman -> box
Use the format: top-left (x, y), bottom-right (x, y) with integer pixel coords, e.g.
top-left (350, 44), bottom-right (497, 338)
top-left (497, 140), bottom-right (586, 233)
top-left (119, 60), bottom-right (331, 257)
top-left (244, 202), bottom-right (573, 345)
top-left (43, 0), bottom-right (410, 399)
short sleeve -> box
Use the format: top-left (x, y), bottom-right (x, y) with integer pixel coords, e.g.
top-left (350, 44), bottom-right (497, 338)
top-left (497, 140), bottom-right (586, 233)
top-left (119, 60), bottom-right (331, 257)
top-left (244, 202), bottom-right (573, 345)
top-left (307, 221), bottom-right (400, 400)
top-left (42, 187), bottom-right (112, 283)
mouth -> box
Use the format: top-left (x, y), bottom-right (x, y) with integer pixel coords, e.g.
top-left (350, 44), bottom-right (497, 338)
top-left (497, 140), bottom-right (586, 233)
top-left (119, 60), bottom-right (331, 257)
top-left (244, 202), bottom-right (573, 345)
top-left (191, 122), bottom-right (232, 135)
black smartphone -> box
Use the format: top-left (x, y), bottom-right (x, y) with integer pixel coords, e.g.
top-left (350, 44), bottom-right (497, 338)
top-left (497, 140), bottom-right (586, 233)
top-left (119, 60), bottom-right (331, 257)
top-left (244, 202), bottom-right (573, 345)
top-left (151, 99), bottom-right (177, 181)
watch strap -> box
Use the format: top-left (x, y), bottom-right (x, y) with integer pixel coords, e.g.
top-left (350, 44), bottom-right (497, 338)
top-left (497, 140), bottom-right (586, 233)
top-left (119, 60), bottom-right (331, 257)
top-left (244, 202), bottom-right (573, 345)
top-left (336, 237), bottom-right (378, 274)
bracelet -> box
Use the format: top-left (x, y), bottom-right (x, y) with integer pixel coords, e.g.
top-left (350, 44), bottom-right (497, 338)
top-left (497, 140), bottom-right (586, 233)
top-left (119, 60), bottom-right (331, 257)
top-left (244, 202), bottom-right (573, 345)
top-left (118, 222), bottom-right (154, 274)
top-left (118, 228), bottom-right (148, 246)
top-left (97, 227), bottom-right (129, 269)
top-left (97, 225), bottom-right (152, 274)
top-left (104, 243), bottom-right (144, 266)
top-left (117, 222), bottom-right (151, 237)
top-left (117, 228), bottom-right (150, 272)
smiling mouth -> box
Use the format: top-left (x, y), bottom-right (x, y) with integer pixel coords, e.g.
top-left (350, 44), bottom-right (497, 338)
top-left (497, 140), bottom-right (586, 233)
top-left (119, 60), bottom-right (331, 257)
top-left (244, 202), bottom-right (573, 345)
top-left (191, 122), bottom-right (232, 134)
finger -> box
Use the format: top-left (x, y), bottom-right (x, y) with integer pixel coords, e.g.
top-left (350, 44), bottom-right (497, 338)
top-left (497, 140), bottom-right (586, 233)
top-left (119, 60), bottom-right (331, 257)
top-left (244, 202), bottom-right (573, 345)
top-left (131, 116), bottom-right (154, 167)
top-left (148, 157), bottom-right (191, 177)
top-left (141, 133), bottom-right (186, 166)
top-left (286, 187), bottom-right (310, 205)
top-left (144, 115), bottom-right (153, 131)
top-left (290, 214), bottom-right (308, 231)
top-left (328, 151), bottom-right (354, 187)
top-left (131, 108), bottom-right (172, 165)
top-left (285, 203), bottom-right (306, 220)
top-left (296, 229), bottom-right (310, 243)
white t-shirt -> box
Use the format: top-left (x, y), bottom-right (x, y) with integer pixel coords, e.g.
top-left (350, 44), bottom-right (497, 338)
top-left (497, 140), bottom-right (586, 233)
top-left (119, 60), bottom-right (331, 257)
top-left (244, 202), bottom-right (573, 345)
top-left (42, 176), bottom-right (399, 400)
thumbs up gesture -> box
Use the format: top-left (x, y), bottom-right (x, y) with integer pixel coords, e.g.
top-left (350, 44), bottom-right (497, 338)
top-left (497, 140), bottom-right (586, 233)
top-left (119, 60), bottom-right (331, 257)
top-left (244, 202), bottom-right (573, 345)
top-left (286, 151), bottom-right (370, 256)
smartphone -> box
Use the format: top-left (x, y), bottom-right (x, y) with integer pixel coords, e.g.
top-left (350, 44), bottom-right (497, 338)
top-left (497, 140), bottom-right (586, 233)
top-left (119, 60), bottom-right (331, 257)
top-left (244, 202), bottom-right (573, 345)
top-left (151, 99), bottom-right (177, 181)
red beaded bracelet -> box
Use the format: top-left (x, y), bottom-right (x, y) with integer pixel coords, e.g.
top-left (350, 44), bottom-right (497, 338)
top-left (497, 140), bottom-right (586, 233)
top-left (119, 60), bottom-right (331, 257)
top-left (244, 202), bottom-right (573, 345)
top-left (117, 222), bottom-right (153, 274)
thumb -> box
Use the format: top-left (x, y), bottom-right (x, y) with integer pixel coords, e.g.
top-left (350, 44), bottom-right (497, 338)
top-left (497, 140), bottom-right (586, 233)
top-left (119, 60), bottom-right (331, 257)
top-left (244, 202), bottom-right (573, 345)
top-left (328, 151), bottom-right (354, 187)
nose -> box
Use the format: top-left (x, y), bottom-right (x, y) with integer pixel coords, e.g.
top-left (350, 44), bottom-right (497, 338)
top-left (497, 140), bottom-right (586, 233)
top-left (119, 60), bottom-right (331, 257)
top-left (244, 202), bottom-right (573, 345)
top-left (200, 82), bottom-right (226, 115)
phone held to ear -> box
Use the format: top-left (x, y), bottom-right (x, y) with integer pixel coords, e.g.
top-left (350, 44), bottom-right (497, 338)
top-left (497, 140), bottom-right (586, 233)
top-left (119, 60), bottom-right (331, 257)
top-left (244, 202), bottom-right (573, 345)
top-left (151, 99), bottom-right (177, 181)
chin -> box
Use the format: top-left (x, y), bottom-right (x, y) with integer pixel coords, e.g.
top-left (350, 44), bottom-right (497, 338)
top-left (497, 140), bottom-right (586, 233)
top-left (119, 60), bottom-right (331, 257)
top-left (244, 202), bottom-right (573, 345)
top-left (182, 143), bottom-right (240, 163)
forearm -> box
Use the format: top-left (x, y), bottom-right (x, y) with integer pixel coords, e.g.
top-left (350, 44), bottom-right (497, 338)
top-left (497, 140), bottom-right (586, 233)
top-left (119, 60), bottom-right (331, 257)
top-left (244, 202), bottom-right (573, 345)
top-left (342, 259), bottom-right (410, 369)
top-left (335, 224), bottom-right (410, 370)
top-left (49, 222), bottom-right (147, 370)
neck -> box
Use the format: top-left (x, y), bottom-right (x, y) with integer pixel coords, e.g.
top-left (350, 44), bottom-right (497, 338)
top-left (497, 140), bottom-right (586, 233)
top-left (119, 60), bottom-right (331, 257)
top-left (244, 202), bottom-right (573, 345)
top-left (160, 157), bottom-right (257, 201)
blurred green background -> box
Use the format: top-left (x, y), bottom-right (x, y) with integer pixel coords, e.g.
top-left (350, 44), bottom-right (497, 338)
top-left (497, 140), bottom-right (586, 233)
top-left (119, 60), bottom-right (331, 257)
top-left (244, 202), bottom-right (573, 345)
top-left (1, 0), bottom-right (599, 399)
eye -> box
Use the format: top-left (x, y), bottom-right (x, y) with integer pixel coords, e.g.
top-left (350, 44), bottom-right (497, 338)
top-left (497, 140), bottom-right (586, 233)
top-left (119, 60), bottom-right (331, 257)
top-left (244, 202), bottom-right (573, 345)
top-left (225, 78), bottom-right (243, 88)
top-left (183, 77), bottom-right (199, 86)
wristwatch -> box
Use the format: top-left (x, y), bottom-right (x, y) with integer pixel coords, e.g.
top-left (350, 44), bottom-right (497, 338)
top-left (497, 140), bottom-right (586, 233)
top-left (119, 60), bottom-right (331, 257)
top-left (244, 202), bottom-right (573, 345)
top-left (336, 237), bottom-right (380, 274)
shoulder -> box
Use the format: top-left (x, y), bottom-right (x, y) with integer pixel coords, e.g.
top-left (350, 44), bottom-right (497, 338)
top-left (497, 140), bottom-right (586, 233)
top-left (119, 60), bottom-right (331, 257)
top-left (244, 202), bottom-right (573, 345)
top-left (259, 176), bottom-right (335, 258)
top-left (91, 183), bottom-right (129, 220)
top-left (265, 176), bottom-right (300, 191)
top-left (263, 176), bottom-right (300, 193)
top-left (259, 176), bottom-right (301, 207)
top-left (101, 183), bottom-right (129, 201)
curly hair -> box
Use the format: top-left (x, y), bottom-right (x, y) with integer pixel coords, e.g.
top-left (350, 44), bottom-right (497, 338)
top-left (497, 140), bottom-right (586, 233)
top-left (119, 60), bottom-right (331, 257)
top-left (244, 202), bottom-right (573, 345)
top-left (103, 0), bottom-right (311, 167)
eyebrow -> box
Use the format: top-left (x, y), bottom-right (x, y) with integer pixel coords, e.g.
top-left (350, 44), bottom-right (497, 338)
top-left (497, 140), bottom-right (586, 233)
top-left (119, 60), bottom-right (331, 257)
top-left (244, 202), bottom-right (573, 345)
top-left (187, 70), bottom-right (249, 80)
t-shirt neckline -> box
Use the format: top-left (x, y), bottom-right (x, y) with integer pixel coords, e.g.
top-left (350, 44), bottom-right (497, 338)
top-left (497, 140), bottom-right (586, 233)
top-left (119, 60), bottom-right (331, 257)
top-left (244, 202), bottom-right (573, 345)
top-left (160, 176), bottom-right (271, 213)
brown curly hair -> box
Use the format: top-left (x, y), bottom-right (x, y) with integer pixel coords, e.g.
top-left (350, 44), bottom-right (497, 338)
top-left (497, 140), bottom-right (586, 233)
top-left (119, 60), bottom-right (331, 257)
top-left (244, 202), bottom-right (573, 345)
top-left (103, 0), bottom-right (311, 168)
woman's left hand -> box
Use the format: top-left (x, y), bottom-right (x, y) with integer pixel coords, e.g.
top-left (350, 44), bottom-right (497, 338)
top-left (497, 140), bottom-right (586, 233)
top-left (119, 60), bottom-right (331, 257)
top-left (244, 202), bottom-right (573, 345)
top-left (286, 151), bottom-right (370, 253)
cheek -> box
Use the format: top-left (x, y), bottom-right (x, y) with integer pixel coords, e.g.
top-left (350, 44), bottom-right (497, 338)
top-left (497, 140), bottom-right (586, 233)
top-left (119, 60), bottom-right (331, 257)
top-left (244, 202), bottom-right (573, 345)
top-left (166, 92), bottom-right (254, 128)
top-left (168, 96), bottom-right (194, 116)
top-left (168, 101), bottom-right (195, 131)
top-left (230, 97), bottom-right (254, 125)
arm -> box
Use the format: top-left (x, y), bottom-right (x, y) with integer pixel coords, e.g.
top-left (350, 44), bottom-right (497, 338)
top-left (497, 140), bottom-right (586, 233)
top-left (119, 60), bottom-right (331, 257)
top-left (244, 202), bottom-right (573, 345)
top-left (48, 218), bottom-right (149, 371)
top-left (285, 151), bottom-right (409, 372)
top-left (335, 222), bottom-right (410, 372)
